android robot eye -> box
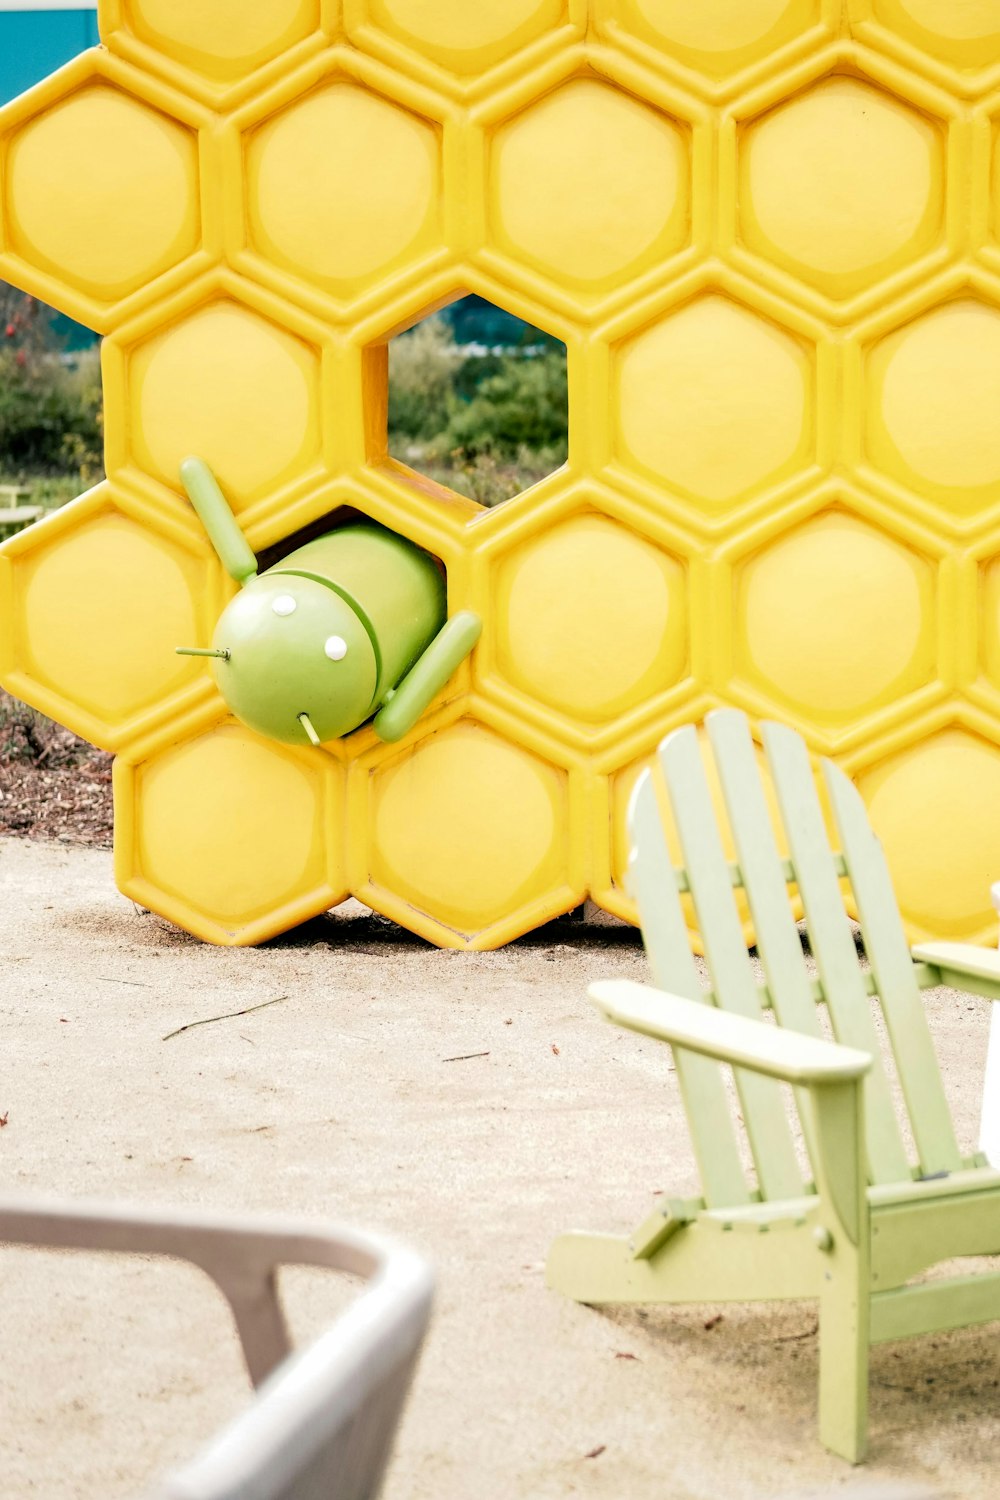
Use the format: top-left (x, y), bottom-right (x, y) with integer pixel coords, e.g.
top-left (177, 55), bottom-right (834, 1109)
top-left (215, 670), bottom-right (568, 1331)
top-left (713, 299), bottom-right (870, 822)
top-left (325, 635), bottom-right (348, 661)
top-left (272, 595), bottom-right (297, 617)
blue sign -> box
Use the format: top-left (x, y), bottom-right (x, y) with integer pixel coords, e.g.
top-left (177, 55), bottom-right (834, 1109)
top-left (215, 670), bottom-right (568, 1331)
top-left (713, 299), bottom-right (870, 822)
top-left (0, 7), bottom-right (99, 107)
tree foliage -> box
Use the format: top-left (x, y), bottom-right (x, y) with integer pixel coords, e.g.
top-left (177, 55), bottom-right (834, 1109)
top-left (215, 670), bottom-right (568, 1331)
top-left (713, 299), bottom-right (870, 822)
top-left (388, 311), bottom-right (568, 474)
top-left (0, 285), bottom-right (103, 482)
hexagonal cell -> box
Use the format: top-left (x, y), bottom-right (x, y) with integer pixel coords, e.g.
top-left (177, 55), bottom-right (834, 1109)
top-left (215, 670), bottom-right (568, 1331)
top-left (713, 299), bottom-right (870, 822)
top-left (120, 296), bottom-right (324, 515)
top-left (615, 293), bottom-right (813, 511)
top-left (739, 77), bottom-right (944, 302)
top-left (866, 298), bottom-right (1000, 522)
top-left (606, 0), bottom-right (823, 81)
top-left (734, 509), bottom-right (936, 725)
top-left (490, 78), bottom-right (690, 294)
top-left (494, 511), bottom-right (687, 724)
top-left (117, 718), bottom-right (345, 945)
top-left (243, 81), bottom-right (441, 305)
top-left (0, 80), bottom-right (201, 328)
top-left (869, 0), bottom-right (1000, 77)
top-left (368, 718), bottom-right (570, 937)
top-left (354, 0), bottom-right (564, 77)
top-left (385, 294), bottom-right (567, 507)
top-left (0, 486), bottom-right (217, 752)
top-left (857, 727), bottom-right (1000, 941)
top-left (103, 0), bottom-right (323, 103)
top-left (608, 724), bottom-right (795, 940)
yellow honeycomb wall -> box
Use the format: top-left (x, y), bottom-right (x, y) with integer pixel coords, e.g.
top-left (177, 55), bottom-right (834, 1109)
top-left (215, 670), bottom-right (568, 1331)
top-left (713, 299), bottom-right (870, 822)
top-left (3, 1), bottom-right (1000, 948)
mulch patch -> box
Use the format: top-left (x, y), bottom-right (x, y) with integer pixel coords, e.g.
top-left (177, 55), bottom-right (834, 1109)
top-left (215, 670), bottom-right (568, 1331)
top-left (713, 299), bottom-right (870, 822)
top-left (0, 692), bottom-right (113, 848)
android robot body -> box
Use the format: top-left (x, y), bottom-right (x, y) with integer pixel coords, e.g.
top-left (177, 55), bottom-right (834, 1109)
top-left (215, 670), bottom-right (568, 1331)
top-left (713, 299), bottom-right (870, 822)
top-left (177, 457), bottom-right (481, 746)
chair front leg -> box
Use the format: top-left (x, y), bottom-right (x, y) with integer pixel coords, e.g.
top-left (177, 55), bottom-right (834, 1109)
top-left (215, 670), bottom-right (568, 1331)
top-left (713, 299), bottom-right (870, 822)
top-left (818, 1223), bottom-right (870, 1462)
top-left (808, 1077), bottom-right (870, 1463)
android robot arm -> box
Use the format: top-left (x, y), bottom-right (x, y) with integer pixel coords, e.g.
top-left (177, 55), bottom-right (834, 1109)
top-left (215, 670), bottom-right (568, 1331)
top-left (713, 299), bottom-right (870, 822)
top-left (175, 457), bottom-right (481, 747)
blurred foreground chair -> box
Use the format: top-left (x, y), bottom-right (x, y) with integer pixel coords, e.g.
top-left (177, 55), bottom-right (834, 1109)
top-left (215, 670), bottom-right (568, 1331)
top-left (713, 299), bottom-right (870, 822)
top-left (547, 709), bottom-right (1000, 1463)
top-left (0, 1198), bottom-right (433, 1499)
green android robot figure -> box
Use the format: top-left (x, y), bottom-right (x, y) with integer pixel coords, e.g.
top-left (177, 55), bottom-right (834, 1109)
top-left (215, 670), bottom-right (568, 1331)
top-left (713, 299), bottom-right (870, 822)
top-left (176, 457), bottom-right (481, 746)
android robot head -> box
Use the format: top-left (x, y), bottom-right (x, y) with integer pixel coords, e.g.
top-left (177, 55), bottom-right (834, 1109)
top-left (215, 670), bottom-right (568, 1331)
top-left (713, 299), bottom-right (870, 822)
top-left (204, 571), bottom-right (378, 745)
top-left (175, 456), bottom-right (378, 745)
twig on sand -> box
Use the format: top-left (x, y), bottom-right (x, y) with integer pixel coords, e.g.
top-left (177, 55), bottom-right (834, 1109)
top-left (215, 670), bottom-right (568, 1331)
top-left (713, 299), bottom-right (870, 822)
top-left (97, 976), bottom-right (151, 987)
top-left (162, 996), bottom-right (288, 1042)
top-left (442, 1050), bottom-right (490, 1063)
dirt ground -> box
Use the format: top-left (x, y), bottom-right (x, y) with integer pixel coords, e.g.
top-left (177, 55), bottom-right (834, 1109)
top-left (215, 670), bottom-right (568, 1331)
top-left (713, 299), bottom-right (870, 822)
top-left (0, 834), bottom-right (997, 1500)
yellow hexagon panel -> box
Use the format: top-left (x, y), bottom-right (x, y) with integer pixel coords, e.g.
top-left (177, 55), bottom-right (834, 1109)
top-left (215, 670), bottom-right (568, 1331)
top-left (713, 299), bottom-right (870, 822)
top-left (739, 77), bottom-right (944, 302)
top-left (101, 0), bottom-right (326, 109)
top-left (9, 88), bottom-right (194, 298)
top-left (363, 716), bottom-right (576, 945)
top-left (0, 53), bottom-right (214, 331)
top-left (853, 1), bottom-right (1000, 95)
top-left (857, 724), bottom-right (1000, 944)
top-left (733, 508), bottom-right (937, 729)
top-left (2, 9), bottom-right (1000, 948)
top-left (239, 75), bottom-right (442, 312)
top-left (865, 297), bottom-right (1000, 524)
top-left (490, 78), bottom-right (690, 294)
top-left (348, 0), bottom-right (577, 86)
top-left (0, 485), bottom-right (220, 752)
top-left (488, 508), bottom-right (689, 736)
top-left (105, 280), bottom-right (330, 524)
top-left (115, 718), bottom-right (346, 945)
top-left (615, 293), bottom-right (814, 513)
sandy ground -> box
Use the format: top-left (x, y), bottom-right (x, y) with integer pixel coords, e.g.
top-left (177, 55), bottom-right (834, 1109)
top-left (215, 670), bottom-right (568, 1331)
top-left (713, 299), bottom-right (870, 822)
top-left (0, 835), bottom-right (996, 1500)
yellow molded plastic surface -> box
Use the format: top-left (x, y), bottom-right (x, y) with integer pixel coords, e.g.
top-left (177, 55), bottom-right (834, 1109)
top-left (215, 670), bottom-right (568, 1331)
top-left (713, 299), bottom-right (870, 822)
top-left (3, 4), bottom-right (1000, 947)
top-left (491, 78), bottom-right (689, 291)
top-left (115, 718), bottom-right (346, 945)
top-left (364, 717), bottom-right (574, 940)
top-left (494, 512), bottom-right (687, 725)
top-left (118, 293), bottom-right (326, 514)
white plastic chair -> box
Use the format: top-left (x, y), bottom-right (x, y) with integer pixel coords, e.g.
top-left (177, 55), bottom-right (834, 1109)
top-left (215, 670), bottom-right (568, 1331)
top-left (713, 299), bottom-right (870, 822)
top-left (0, 1198), bottom-right (433, 1500)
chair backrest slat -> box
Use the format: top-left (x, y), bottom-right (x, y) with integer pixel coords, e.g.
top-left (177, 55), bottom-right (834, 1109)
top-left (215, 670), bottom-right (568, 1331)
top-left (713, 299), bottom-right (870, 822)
top-left (706, 710), bottom-right (822, 1174)
top-left (823, 759), bottom-right (962, 1177)
top-left (630, 772), bottom-right (752, 1208)
top-left (761, 720), bottom-right (910, 1185)
top-left (656, 727), bottom-right (804, 1202)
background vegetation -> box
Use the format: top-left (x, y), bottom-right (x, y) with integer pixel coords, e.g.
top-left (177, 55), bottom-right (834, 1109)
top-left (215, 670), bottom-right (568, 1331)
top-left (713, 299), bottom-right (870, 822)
top-left (0, 283), bottom-right (103, 504)
top-left (388, 298), bottom-right (568, 505)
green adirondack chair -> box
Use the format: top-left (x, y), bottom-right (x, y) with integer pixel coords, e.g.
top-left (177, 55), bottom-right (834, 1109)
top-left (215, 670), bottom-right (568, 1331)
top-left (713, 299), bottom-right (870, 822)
top-left (547, 708), bottom-right (1000, 1463)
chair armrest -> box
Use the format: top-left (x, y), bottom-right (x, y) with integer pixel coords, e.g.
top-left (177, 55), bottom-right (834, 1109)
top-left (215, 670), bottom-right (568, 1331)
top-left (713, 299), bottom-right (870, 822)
top-left (0, 1197), bottom-right (433, 1500)
top-left (589, 980), bottom-right (872, 1085)
top-left (0, 1198), bottom-right (421, 1387)
top-left (912, 942), bottom-right (1000, 1001)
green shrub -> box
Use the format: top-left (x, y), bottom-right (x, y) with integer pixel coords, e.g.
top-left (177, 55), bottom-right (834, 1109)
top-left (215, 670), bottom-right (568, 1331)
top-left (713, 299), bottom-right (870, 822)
top-left (387, 311), bottom-right (568, 501)
top-left (441, 346), bottom-right (567, 460)
top-left (0, 287), bottom-right (103, 488)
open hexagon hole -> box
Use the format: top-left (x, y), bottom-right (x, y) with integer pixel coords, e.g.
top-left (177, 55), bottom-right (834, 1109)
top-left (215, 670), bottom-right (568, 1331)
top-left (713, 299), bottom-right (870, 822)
top-left (0, 281), bottom-right (104, 497)
top-left (380, 293), bottom-right (568, 509)
top-left (244, 492), bottom-right (454, 748)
